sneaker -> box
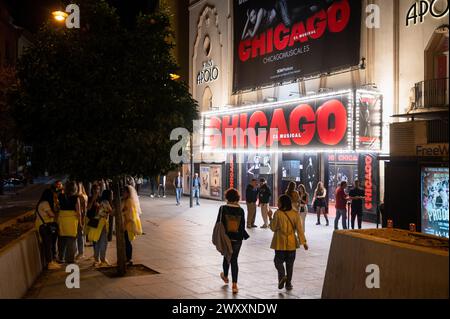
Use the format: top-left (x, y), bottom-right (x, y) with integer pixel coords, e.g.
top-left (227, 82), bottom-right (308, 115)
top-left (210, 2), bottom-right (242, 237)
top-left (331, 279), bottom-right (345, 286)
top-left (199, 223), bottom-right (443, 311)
top-left (251, 225), bottom-right (258, 228)
top-left (232, 283), bottom-right (239, 294)
top-left (163, 196), bottom-right (167, 198)
top-left (100, 261), bottom-right (112, 268)
top-left (48, 261), bottom-right (62, 270)
top-left (278, 276), bottom-right (287, 290)
top-left (150, 195), bottom-right (154, 198)
top-left (260, 224), bottom-right (268, 229)
top-left (286, 283), bottom-right (293, 291)
top-left (316, 222), bottom-right (321, 226)
top-left (220, 272), bottom-right (229, 284)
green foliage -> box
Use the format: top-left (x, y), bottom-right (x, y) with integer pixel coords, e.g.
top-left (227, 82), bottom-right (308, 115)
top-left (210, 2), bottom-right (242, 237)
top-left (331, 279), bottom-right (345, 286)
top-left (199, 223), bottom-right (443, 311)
top-left (13, 0), bottom-right (198, 180)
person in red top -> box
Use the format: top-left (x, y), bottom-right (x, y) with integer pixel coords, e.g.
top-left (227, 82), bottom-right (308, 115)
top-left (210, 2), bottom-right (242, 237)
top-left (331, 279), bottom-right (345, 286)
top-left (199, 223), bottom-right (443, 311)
top-left (334, 181), bottom-right (349, 230)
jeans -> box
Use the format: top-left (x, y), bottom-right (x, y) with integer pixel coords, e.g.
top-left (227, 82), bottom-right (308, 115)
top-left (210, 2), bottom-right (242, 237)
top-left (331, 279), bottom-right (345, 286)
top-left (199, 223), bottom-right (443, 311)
top-left (76, 225), bottom-right (84, 255)
top-left (335, 208), bottom-right (348, 230)
top-left (176, 188), bottom-right (183, 204)
top-left (124, 231), bottom-right (132, 261)
top-left (94, 227), bottom-right (108, 262)
top-left (351, 209), bottom-right (363, 229)
top-left (274, 250), bottom-right (296, 285)
top-left (107, 215), bottom-right (114, 242)
top-left (193, 187), bottom-right (200, 205)
top-left (59, 236), bottom-right (76, 263)
top-left (39, 226), bottom-right (58, 264)
top-left (223, 240), bottom-right (242, 283)
top-left (158, 184), bottom-right (165, 197)
top-left (246, 202), bottom-right (256, 227)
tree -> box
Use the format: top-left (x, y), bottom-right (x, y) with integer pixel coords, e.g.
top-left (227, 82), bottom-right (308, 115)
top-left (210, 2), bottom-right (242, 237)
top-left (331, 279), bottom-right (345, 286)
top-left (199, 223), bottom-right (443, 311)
top-left (0, 67), bottom-right (18, 194)
top-left (13, 0), bottom-right (198, 274)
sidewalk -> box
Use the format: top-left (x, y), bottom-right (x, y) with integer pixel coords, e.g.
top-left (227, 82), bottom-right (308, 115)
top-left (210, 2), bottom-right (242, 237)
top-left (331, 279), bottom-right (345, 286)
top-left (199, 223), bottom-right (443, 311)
top-left (26, 196), bottom-right (374, 299)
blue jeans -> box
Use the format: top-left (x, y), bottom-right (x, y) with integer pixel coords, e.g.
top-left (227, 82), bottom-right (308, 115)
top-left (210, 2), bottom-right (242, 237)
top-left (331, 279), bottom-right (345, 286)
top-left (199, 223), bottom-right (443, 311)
top-left (193, 187), bottom-right (200, 205)
top-left (93, 227), bottom-right (108, 262)
top-left (176, 188), bottom-right (183, 204)
top-left (335, 208), bottom-right (348, 230)
top-left (76, 225), bottom-right (84, 255)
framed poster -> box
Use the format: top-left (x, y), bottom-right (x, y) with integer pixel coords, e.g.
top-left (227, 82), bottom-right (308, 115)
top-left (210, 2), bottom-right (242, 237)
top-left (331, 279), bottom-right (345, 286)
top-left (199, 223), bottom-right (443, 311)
top-left (182, 164), bottom-right (191, 195)
top-left (200, 165), bottom-right (210, 197)
top-left (210, 165), bottom-right (223, 199)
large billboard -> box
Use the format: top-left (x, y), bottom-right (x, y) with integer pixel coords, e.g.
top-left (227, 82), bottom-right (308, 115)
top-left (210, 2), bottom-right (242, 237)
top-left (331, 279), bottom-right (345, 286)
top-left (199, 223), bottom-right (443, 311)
top-left (421, 167), bottom-right (449, 238)
top-left (356, 91), bottom-right (382, 151)
top-left (233, 0), bottom-right (362, 92)
top-left (202, 91), bottom-right (354, 152)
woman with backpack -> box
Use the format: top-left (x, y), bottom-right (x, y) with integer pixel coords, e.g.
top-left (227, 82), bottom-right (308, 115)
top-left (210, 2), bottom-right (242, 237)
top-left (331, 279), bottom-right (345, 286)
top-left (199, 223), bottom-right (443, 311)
top-left (268, 195), bottom-right (308, 291)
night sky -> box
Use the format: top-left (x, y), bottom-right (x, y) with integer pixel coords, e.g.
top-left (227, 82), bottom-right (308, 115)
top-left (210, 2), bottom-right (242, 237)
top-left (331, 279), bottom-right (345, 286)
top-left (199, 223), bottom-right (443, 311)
top-left (5, 0), bottom-right (159, 32)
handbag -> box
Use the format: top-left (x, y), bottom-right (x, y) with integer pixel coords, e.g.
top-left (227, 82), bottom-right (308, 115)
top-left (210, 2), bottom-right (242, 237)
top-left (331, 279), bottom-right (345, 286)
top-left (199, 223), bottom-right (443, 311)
top-left (36, 209), bottom-right (58, 236)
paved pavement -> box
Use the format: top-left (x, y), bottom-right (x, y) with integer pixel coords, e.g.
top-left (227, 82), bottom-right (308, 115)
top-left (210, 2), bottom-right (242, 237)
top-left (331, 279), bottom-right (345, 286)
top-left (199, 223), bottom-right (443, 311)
top-left (26, 195), bottom-right (375, 299)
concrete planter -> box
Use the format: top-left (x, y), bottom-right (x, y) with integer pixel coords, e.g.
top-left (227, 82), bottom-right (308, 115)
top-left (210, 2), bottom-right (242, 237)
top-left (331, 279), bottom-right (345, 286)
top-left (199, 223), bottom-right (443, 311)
top-left (322, 229), bottom-right (449, 299)
top-left (0, 230), bottom-right (43, 299)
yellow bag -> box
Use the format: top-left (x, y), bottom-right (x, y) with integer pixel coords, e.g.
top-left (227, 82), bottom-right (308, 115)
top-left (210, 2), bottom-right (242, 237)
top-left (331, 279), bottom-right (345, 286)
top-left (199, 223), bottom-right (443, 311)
top-left (58, 210), bottom-right (79, 237)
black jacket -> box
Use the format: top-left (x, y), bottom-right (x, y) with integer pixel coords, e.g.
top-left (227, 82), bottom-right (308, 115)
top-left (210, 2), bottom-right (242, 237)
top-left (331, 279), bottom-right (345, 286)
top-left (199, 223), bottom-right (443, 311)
top-left (258, 184), bottom-right (272, 204)
top-left (217, 205), bottom-right (250, 241)
top-left (245, 185), bottom-right (258, 203)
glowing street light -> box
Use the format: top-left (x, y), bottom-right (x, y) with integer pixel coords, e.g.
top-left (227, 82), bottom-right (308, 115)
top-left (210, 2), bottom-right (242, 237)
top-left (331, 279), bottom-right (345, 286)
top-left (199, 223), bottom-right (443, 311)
top-left (170, 74), bottom-right (181, 81)
top-left (52, 11), bottom-right (68, 22)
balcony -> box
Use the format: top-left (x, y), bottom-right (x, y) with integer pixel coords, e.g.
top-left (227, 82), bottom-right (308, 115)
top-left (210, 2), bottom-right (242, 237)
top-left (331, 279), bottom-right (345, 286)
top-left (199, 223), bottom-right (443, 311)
top-left (411, 78), bottom-right (449, 112)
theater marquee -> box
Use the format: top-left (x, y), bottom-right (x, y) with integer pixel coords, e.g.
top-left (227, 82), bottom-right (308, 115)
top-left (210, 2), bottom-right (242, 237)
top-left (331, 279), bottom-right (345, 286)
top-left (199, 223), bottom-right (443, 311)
top-left (201, 90), bottom-right (382, 153)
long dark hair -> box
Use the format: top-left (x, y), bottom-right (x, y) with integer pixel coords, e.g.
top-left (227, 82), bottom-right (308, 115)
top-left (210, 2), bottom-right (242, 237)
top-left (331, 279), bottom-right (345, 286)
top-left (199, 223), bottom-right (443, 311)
top-left (285, 182), bottom-right (296, 197)
top-left (278, 195), bottom-right (293, 212)
top-left (37, 189), bottom-right (55, 212)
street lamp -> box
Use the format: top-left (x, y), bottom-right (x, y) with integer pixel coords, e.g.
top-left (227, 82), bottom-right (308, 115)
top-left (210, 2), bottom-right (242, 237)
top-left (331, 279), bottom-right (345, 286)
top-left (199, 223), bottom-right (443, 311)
top-left (52, 10), bottom-right (68, 22)
top-left (170, 73), bottom-right (181, 81)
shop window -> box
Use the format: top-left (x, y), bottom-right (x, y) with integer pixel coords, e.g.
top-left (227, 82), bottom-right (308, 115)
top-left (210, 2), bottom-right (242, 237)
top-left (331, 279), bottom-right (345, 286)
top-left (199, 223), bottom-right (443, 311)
top-left (203, 35), bottom-right (211, 57)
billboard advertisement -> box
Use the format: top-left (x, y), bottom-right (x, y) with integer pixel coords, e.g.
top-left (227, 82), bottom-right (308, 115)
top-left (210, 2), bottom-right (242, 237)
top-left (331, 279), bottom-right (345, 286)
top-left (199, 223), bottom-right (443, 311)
top-left (203, 91), bottom-right (354, 152)
top-left (358, 153), bottom-right (379, 216)
top-left (421, 167), bottom-right (449, 238)
top-left (356, 91), bottom-right (382, 151)
top-left (233, 0), bottom-right (362, 92)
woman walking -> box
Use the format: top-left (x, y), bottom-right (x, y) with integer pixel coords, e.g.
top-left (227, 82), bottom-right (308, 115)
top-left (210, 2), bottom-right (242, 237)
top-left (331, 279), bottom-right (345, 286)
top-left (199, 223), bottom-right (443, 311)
top-left (217, 188), bottom-right (249, 294)
top-left (88, 190), bottom-right (113, 267)
top-left (268, 195), bottom-right (308, 291)
top-left (121, 185), bottom-right (143, 265)
top-left (313, 182), bottom-right (328, 226)
top-left (298, 184), bottom-right (309, 232)
top-left (35, 189), bottom-right (60, 270)
top-left (57, 181), bottom-right (81, 264)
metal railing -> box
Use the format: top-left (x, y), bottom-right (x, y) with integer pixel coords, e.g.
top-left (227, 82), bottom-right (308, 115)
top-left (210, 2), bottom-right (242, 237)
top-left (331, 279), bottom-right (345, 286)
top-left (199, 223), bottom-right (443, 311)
top-left (413, 78), bottom-right (449, 110)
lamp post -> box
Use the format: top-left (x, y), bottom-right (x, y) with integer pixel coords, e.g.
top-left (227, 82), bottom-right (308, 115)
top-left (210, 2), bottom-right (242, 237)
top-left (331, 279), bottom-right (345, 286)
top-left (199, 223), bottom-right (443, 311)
top-left (52, 11), bottom-right (68, 23)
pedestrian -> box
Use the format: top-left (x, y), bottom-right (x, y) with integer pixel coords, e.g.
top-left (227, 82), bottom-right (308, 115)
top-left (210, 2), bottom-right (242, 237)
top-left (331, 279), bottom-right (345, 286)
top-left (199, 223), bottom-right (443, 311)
top-left (121, 185), bottom-right (143, 265)
top-left (57, 181), bottom-right (81, 264)
top-left (51, 180), bottom-right (64, 212)
top-left (349, 180), bottom-right (365, 229)
top-left (217, 188), bottom-right (250, 294)
top-left (298, 184), bottom-right (309, 232)
top-left (86, 183), bottom-right (102, 248)
top-left (135, 175), bottom-right (143, 195)
top-left (173, 171), bottom-right (183, 206)
top-left (258, 178), bottom-right (272, 228)
top-left (193, 173), bottom-right (201, 206)
top-left (285, 182), bottom-right (300, 212)
top-left (268, 195), bottom-right (308, 291)
top-left (313, 182), bottom-right (328, 226)
top-left (75, 182), bottom-right (88, 260)
top-left (35, 189), bottom-right (60, 270)
top-left (88, 190), bottom-right (113, 267)
top-left (158, 173), bottom-right (167, 198)
top-left (245, 179), bottom-right (258, 229)
top-left (335, 181), bottom-right (349, 230)
top-left (149, 175), bottom-right (157, 198)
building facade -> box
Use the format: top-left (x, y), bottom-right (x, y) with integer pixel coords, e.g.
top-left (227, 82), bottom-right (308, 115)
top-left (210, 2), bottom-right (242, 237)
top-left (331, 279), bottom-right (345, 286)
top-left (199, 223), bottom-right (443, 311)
top-left (187, 0), bottom-right (448, 224)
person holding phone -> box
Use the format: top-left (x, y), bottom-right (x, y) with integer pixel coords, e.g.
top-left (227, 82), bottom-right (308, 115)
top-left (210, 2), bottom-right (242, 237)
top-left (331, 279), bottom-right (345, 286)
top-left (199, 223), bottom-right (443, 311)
top-left (349, 180), bottom-right (365, 229)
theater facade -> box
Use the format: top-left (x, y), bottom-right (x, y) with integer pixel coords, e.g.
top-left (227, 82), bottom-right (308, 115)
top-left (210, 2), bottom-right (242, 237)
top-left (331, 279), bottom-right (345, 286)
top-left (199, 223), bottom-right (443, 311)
top-left (187, 0), bottom-right (449, 222)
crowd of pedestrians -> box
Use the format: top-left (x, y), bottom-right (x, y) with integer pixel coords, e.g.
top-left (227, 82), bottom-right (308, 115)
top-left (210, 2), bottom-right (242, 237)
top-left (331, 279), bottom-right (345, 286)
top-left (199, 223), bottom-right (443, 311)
top-left (35, 179), bottom-right (143, 270)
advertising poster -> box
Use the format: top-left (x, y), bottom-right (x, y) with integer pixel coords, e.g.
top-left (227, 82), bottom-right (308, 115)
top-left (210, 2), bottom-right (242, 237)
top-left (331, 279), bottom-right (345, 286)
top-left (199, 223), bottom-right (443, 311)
top-left (357, 92), bottom-right (382, 151)
top-left (210, 165), bottom-right (223, 199)
top-left (226, 154), bottom-right (238, 190)
top-left (358, 153), bottom-right (379, 215)
top-left (233, 0), bottom-right (362, 92)
top-left (204, 93), bottom-right (353, 152)
top-left (242, 154), bottom-right (275, 204)
top-left (421, 167), bottom-right (449, 238)
top-left (200, 165), bottom-right (210, 197)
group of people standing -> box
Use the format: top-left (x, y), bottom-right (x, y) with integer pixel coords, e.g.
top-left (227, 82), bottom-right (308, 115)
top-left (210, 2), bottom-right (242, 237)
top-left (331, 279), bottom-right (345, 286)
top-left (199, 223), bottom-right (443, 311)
top-left (35, 180), bottom-right (143, 270)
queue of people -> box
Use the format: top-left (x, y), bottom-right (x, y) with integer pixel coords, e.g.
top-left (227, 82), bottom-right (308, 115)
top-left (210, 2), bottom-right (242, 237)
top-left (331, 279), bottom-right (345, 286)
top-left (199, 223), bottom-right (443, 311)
top-left (35, 179), bottom-right (143, 270)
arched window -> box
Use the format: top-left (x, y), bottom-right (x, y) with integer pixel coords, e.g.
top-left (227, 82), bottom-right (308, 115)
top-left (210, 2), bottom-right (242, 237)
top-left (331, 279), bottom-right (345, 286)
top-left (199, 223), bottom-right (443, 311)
top-left (202, 86), bottom-right (213, 112)
top-left (425, 25), bottom-right (449, 81)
